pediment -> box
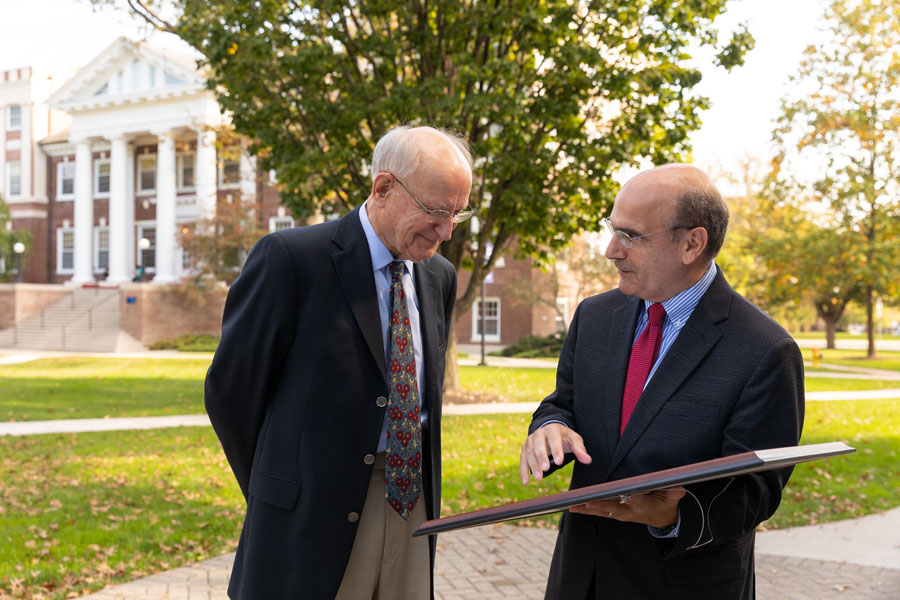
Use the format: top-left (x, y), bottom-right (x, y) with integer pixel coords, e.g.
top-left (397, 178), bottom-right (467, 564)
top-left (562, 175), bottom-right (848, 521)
top-left (49, 37), bottom-right (205, 111)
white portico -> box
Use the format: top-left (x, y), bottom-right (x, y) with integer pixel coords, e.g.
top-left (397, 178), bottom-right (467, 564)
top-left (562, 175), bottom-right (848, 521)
top-left (45, 37), bottom-right (231, 285)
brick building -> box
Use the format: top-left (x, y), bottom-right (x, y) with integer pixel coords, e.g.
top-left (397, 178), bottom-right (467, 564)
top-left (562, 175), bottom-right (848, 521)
top-left (1, 36), bottom-right (605, 349)
top-left (1, 37), bottom-right (290, 287)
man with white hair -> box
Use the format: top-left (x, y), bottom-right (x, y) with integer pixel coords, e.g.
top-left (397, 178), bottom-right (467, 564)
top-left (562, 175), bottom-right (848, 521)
top-left (206, 126), bottom-right (473, 599)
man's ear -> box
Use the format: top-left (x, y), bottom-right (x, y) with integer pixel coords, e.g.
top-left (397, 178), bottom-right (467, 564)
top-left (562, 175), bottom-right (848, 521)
top-left (370, 173), bottom-right (393, 207)
top-left (681, 227), bottom-right (709, 265)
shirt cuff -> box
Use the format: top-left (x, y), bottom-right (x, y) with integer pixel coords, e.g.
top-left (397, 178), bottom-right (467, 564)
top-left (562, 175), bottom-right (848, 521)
top-left (648, 511), bottom-right (680, 539)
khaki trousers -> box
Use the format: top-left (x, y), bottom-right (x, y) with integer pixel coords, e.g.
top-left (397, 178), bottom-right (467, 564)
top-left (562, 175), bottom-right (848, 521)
top-left (335, 453), bottom-right (429, 600)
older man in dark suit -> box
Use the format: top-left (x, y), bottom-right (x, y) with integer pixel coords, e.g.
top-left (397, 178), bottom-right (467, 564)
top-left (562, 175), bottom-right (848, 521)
top-left (520, 164), bottom-right (804, 599)
top-left (206, 126), bottom-right (473, 599)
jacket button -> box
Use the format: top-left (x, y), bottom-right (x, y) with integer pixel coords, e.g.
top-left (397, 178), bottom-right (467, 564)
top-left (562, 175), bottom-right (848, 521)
top-left (364, 454), bottom-right (375, 465)
top-left (347, 512), bottom-right (359, 523)
top-left (376, 396), bottom-right (387, 407)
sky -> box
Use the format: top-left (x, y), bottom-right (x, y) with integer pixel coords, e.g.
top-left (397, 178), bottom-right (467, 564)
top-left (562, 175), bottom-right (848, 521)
top-left (0, 0), bottom-right (831, 181)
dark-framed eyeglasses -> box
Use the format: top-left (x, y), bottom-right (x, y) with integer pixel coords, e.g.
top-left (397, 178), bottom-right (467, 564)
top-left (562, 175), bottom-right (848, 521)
top-left (387, 173), bottom-right (474, 225)
top-left (602, 218), bottom-right (691, 249)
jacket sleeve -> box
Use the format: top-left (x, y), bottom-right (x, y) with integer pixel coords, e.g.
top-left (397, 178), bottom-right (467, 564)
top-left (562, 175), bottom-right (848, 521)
top-left (528, 302), bottom-right (582, 435)
top-left (667, 336), bottom-right (805, 557)
top-left (204, 233), bottom-right (299, 498)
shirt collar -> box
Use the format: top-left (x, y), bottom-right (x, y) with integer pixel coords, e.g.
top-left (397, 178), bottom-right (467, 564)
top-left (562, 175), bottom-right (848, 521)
top-left (359, 200), bottom-right (413, 274)
top-left (646, 261), bottom-right (717, 328)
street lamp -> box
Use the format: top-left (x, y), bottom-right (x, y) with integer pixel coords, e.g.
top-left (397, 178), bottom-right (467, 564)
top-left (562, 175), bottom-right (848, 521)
top-left (13, 242), bottom-right (25, 283)
top-left (137, 237), bottom-right (151, 281)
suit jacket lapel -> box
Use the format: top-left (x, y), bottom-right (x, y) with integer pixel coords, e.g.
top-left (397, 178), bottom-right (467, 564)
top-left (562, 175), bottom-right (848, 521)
top-left (606, 270), bottom-right (730, 476)
top-left (330, 208), bottom-right (387, 385)
top-left (413, 260), bottom-right (440, 415)
top-left (602, 298), bottom-right (642, 457)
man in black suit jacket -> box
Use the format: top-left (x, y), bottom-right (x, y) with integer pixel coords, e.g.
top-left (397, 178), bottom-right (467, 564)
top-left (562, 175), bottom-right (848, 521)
top-left (205, 126), bottom-right (473, 599)
top-left (520, 164), bottom-right (804, 599)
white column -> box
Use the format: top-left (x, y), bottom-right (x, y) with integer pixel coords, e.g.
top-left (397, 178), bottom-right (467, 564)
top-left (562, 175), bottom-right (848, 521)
top-left (239, 148), bottom-right (256, 202)
top-left (20, 104), bottom-right (31, 198)
top-left (71, 138), bottom-right (94, 284)
top-left (0, 106), bottom-right (6, 195)
top-left (195, 129), bottom-right (217, 223)
top-left (126, 143), bottom-right (136, 277)
top-left (106, 134), bottom-right (130, 283)
top-left (153, 130), bottom-right (177, 284)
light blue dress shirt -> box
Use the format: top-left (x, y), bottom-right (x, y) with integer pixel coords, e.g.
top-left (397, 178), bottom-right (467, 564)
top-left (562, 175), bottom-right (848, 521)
top-left (359, 201), bottom-right (425, 454)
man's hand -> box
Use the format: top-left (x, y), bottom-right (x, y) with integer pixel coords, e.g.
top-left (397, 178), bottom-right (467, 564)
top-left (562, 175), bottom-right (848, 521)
top-left (520, 423), bottom-right (592, 484)
top-left (569, 487), bottom-right (686, 528)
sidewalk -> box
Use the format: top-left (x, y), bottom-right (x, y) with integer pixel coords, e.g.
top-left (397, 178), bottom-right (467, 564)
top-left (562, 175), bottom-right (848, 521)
top-left (79, 511), bottom-right (900, 600)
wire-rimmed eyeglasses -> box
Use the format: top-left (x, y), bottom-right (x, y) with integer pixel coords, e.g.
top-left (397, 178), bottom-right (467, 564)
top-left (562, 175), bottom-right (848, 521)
top-left (388, 173), bottom-right (474, 225)
top-left (602, 218), bottom-right (691, 249)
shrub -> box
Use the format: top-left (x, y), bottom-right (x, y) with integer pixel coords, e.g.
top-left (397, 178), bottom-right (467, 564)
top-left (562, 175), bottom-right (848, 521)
top-left (149, 333), bottom-right (220, 352)
top-left (494, 332), bottom-right (565, 358)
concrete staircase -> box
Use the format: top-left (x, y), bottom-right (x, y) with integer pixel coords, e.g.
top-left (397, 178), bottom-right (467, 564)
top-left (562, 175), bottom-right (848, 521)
top-left (0, 287), bottom-right (138, 352)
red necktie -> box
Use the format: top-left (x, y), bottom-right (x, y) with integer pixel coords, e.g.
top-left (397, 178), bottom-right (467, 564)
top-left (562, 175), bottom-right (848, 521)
top-left (620, 303), bottom-right (666, 436)
top-left (384, 261), bottom-right (422, 519)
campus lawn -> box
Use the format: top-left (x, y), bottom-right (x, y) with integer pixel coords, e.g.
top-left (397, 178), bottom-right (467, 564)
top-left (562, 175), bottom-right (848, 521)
top-left (0, 427), bottom-right (244, 599)
top-left (800, 348), bottom-right (900, 371)
top-left (791, 331), bottom-right (900, 341)
top-left (2, 399), bottom-right (897, 598)
top-left (0, 358), bottom-right (209, 421)
top-left (458, 365), bottom-right (556, 403)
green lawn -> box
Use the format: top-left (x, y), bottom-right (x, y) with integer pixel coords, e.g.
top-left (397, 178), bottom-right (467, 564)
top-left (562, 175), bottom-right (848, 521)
top-left (0, 358), bottom-right (209, 421)
top-left (0, 427), bottom-right (243, 599)
top-left (790, 331), bottom-right (900, 341)
top-left (805, 377), bottom-right (900, 392)
top-left (800, 348), bottom-right (900, 371)
top-left (458, 365), bottom-right (556, 403)
top-left (1, 392), bottom-right (897, 598)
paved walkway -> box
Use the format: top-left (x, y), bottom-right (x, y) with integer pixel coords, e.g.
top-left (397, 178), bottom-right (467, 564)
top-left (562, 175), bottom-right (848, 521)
top-left (78, 512), bottom-right (900, 600)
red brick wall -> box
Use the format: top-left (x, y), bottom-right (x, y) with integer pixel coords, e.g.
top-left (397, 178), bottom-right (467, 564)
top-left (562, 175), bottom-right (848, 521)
top-left (0, 284), bottom-right (69, 328)
top-left (11, 213), bottom-right (48, 283)
top-left (119, 283), bottom-right (226, 345)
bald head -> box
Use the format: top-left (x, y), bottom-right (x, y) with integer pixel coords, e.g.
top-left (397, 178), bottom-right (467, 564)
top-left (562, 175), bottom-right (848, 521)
top-left (619, 164), bottom-right (728, 260)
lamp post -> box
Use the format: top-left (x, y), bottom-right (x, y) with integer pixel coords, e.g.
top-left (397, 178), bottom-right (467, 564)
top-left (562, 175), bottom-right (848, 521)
top-left (13, 242), bottom-right (25, 283)
top-left (137, 237), bottom-right (150, 281)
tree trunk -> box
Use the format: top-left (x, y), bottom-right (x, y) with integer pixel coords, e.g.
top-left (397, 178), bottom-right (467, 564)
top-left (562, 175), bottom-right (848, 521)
top-left (866, 284), bottom-right (876, 358)
top-left (443, 316), bottom-right (461, 393)
top-left (825, 318), bottom-right (837, 350)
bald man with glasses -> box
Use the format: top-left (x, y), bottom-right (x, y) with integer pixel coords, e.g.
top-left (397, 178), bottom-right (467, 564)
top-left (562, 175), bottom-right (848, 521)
top-left (520, 164), bottom-right (804, 599)
top-left (206, 126), bottom-right (472, 599)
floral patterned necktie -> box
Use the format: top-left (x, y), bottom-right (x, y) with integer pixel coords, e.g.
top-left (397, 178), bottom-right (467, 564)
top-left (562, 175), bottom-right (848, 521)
top-left (385, 261), bottom-right (422, 519)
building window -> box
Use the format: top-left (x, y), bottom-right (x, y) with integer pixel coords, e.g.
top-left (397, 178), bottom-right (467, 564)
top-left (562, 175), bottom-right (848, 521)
top-left (177, 152), bottom-right (195, 190)
top-left (555, 297), bottom-right (570, 332)
top-left (95, 159), bottom-right (111, 196)
top-left (95, 227), bottom-right (110, 273)
top-left (138, 226), bottom-right (156, 270)
top-left (138, 155), bottom-right (156, 193)
top-left (269, 216), bottom-right (294, 232)
top-left (57, 228), bottom-right (75, 274)
top-left (7, 105), bottom-right (21, 130)
top-left (472, 297), bottom-right (501, 343)
top-left (220, 154), bottom-right (240, 186)
top-left (57, 161), bottom-right (75, 199)
top-left (7, 162), bottom-right (21, 197)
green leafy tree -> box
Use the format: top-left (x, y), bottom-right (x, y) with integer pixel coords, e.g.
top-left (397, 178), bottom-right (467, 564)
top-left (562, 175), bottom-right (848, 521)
top-left (771, 0), bottom-right (900, 358)
top-left (0, 195), bottom-right (32, 282)
top-left (750, 186), bottom-right (864, 348)
top-left (107, 0), bottom-right (752, 389)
